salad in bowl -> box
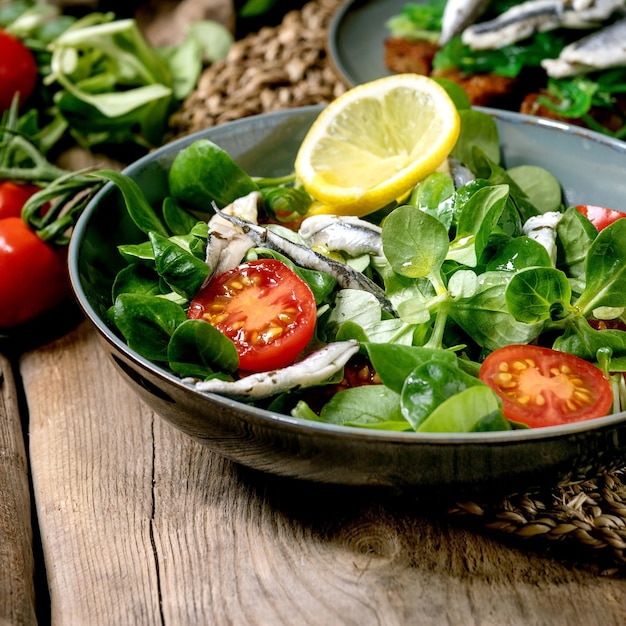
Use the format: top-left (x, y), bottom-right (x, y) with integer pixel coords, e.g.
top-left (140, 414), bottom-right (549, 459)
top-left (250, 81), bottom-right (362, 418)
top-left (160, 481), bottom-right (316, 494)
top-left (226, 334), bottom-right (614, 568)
top-left (69, 76), bottom-right (626, 495)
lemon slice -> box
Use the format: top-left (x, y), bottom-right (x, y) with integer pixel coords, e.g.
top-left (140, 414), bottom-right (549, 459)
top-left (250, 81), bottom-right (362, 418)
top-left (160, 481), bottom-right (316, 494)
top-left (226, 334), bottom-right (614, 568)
top-left (294, 74), bottom-right (461, 217)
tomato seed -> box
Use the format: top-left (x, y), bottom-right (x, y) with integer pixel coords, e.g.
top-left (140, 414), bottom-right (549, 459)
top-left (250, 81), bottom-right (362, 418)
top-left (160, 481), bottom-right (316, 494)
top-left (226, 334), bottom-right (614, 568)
top-left (207, 312), bottom-right (228, 324)
top-left (261, 326), bottom-right (283, 342)
top-left (494, 372), bottom-right (512, 385)
top-left (357, 366), bottom-right (371, 381)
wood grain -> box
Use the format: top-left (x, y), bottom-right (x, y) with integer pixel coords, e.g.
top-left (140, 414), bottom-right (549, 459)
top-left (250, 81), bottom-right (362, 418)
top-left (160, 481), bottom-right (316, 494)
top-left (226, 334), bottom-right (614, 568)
top-left (0, 352), bottom-right (36, 626)
top-left (23, 322), bottom-right (626, 625)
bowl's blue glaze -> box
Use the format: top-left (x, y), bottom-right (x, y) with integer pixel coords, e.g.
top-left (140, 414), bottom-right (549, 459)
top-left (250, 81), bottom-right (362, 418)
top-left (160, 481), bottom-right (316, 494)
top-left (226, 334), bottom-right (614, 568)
top-left (69, 106), bottom-right (626, 499)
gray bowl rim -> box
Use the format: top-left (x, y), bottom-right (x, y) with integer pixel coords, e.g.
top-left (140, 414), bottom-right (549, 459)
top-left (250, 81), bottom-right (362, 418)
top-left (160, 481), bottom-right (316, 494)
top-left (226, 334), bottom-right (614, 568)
top-left (68, 104), bottom-right (626, 447)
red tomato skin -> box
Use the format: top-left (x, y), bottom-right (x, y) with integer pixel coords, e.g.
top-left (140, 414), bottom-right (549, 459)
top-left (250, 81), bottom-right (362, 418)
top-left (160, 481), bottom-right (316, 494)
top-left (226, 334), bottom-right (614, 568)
top-left (479, 344), bottom-right (613, 428)
top-left (188, 259), bottom-right (317, 372)
top-left (575, 205), bottom-right (626, 231)
top-left (0, 182), bottom-right (42, 220)
top-left (0, 217), bottom-right (71, 328)
top-left (0, 30), bottom-right (37, 111)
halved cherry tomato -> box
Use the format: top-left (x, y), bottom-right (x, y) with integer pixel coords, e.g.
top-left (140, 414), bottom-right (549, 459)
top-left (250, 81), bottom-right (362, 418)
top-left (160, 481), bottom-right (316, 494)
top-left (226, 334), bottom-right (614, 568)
top-left (0, 182), bottom-right (43, 220)
top-left (479, 344), bottom-right (613, 428)
top-left (0, 217), bottom-right (71, 328)
top-left (188, 259), bottom-right (317, 372)
top-left (0, 30), bottom-right (37, 111)
top-left (575, 205), bottom-right (626, 231)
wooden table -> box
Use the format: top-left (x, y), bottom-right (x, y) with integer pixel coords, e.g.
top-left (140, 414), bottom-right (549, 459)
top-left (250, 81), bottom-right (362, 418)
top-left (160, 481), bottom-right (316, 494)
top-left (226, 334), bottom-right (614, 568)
top-left (2, 318), bottom-right (626, 625)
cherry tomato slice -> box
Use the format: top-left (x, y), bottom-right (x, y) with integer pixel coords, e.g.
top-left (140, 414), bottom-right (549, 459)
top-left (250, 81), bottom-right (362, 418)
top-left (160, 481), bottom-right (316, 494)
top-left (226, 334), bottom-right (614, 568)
top-left (188, 259), bottom-right (317, 372)
top-left (575, 205), bottom-right (625, 231)
top-left (479, 344), bottom-right (612, 428)
top-left (0, 30), bottom-right (37, 111)
top-left (0, 182), bottom-right (42, 220)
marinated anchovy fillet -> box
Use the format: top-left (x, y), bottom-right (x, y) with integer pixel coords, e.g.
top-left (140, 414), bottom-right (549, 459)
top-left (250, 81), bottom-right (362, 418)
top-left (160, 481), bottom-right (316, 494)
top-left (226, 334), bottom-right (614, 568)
top-left (462, 0), bottom-right (624, 50)
top-left (216, 210), bottom-right (397, 315)
top-left (204, 215), bottom-right (256, 284)
top-left (204, 191), bottom-right (263, 283)
top-left (445, 157), bottom-right (476, 189)
top-left (542, 17), bottom-right (626, 77)
top-left (185, 340), bottom-right (360, 400)
top-left (298, 214), bottom-right (384, 257)
top-left (522, 211), bottom-right (563, 265)
top-left (440, 0), bottom-right (490, 45)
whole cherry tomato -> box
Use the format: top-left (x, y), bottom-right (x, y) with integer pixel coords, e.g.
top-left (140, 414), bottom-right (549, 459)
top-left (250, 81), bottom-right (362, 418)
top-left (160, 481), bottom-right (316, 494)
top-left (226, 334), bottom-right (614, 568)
top-left (575, 205), bottom-right (626, 231)
top-left (479, 344), bottom-right (612, 428)
top-left (0, 217), bottom-right (71, 328)
top-left (188, 259), bottom-right (317, 372)
top-left (0, 29), bottom-right (38, 111)
top-left (0, 182), bottom-right (43, 220)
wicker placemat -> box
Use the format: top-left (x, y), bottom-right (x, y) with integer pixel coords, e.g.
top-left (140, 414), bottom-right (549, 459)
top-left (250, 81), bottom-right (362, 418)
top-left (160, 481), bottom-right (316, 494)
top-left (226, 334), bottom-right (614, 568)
top-left (451, 471), bottom-right (626, 573)
top-left (167, 0), bottom-right (626, 572)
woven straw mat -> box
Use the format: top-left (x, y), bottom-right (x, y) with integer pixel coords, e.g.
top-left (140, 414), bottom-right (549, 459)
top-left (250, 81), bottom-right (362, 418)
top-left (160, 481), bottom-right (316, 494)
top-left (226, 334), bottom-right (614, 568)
top-left (167, 0), bottom-right (626, 573)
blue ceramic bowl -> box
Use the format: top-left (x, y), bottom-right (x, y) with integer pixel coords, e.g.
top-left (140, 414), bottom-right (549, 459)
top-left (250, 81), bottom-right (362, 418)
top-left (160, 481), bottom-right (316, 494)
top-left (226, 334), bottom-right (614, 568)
top-left (69, 106), bottom-right (626, 499)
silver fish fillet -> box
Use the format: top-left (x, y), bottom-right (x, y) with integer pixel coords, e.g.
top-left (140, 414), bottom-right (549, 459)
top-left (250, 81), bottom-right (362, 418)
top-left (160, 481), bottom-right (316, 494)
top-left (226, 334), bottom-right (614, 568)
top-left (298, 215), bottom-right (384, 257)
top-left (185, 340), bottom-right (360, 400)
top-left (440, 0), bottom-right (490, 45)
top-left (542, 16), bottom-right (626, 77)
top-left (522, 211), bottom-right (563, 265)
top-left (203, 191), bottom-right (263, 284)
top-left (216, 211), bottom-right (396, 315)
top-left (204, 215), bottom-right (256, 284)
top-left (462, 0), bottom-right (624, 50)
top-left (446, 157), bottom-right (475, 189)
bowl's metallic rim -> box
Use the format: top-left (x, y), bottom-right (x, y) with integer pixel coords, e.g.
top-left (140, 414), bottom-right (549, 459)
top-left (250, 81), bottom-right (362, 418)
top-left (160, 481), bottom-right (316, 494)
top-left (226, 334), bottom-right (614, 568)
top-left (68, 105), bottom-right (626, 447)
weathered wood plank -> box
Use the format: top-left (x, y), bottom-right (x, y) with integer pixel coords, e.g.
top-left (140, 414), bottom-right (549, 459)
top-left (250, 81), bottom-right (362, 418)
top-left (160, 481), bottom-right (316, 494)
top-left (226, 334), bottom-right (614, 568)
top-left (0, 351), bottom-right (36, 626)
top-left (23, 322), bottom-right (626, 625)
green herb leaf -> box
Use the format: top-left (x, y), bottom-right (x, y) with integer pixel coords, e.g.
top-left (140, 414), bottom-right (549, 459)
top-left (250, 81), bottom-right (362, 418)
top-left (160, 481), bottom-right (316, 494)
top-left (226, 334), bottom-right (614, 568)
top-left (168, 139), bottom-right (259, 211)
top-left (149, 231), bottom-right (210, 300)
top-left (365, 343), bottom-right (458, 395)
top-left (168, 319), bottom-right (239, 378)
top-left (506, 267), bottom-right (572, 324)
top-left (382, 205), bottom-right (449, 279)
top-left (319, 385), bottom-right (409, 430)
top-left (95, 169), bottom-right (169, 237)
top-left (400, 359), bottom-right (485, 430)
top-left (486, 237), bottom-right (552, 272)
top-left (448, 183), bottom-right (509, 266)
top-left (577, 219), bottom-right (626, 314)
top-left (450, 273), bottom-right (543, 350)
top-left (417, 386), bottom-right (509, 432)
top-left (112, 293), bottom-right (187, 362)
top-left (112, 264), bottom-right (162, 301)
